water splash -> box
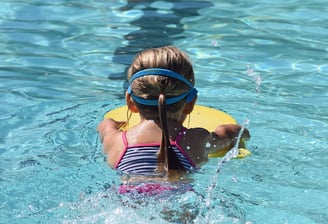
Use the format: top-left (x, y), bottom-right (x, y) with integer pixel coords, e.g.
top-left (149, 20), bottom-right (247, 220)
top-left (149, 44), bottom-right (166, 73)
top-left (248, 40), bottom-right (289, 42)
top-left (216, 118), bottom-right (249, 173)
top-left (203, 118), bottom-right (250, 217)
top-left (247, 65), bottom-right (262, 94)
top-left (211, 40), bottom-right (218, 47)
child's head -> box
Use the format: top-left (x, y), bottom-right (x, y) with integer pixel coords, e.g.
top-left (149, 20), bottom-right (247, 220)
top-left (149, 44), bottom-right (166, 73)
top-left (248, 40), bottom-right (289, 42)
top-left (127, 46), bottom-right (197, 121)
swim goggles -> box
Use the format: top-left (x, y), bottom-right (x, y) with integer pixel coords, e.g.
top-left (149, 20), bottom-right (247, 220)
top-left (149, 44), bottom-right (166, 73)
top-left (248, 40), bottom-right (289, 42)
top-left (127, 68), bottom-right (198, 106)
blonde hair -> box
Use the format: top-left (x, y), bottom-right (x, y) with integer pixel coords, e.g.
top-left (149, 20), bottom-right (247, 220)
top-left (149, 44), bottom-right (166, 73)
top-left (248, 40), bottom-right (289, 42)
top-left (127, 46), bottom-right (196, 175)
top-left (127, 46), bottom-right (195, 120)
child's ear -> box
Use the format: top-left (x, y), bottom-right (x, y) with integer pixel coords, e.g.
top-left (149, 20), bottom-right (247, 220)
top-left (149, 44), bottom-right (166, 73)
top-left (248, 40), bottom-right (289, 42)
top-left (183, 96), bottom-right (197, 114)
top-left (125, 92), bottom-right (139, 113)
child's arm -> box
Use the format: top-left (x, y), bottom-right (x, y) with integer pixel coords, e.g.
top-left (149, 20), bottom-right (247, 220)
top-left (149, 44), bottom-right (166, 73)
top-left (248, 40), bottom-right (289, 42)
top-left (184, 124), bottom-right (250, 167)
top-left (97, 118), bottom-right (126, 143)
top-left (206, 124), bottom-right (250, 155)
top-left (97, 118), bottom-right (127, 167)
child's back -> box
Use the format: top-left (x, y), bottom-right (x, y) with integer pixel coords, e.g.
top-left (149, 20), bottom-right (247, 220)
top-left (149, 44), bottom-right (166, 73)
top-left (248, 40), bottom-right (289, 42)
top-left (98, 46), bottom-right (250, 180)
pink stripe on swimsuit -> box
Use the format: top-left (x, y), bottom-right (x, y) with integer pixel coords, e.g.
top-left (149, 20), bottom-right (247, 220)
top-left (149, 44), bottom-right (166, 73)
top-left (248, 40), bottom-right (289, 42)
top-left (114, 128), bottom-right (196, 175)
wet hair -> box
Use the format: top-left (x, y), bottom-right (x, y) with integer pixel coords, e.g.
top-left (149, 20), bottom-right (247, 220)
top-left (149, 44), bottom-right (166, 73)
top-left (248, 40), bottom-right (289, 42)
top-left (127, 46), bottom-right (195, 120)
top-left (127, 46), bottom-right (195, 175)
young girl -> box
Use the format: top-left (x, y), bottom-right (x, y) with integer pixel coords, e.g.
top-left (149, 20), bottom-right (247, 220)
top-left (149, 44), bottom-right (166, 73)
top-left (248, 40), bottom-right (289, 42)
top-left (98, 46), bottom-right (250, 183)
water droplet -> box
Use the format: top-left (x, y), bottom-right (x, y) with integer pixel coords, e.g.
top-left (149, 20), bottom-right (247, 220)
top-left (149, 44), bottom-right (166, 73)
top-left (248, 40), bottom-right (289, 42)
top-left (205, 142), bottom-right (211, 148)
top-left (211, 40), bottom-right (218, 46)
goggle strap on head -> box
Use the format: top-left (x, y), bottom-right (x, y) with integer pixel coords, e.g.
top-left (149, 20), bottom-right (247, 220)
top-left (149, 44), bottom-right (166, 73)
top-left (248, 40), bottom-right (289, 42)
top-left (128, 68), bottom-right (194, 88)
top-left (129, 88), bottom-right (197, 106)
top-left (127, 68), bottom-right (197, 106)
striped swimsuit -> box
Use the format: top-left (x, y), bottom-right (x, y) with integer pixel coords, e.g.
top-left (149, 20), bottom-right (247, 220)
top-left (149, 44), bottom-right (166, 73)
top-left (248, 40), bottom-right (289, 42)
top-left (114, 128), bottom-right (196, 175)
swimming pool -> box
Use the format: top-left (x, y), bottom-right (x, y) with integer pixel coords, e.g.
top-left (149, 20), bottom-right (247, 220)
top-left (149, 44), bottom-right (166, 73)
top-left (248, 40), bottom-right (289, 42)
top-left (1, 0), bottom-right (327, 223)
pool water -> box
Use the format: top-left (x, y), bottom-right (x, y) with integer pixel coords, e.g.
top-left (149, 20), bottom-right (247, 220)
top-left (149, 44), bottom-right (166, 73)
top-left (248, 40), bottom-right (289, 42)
top-left (1, 0), bottom-right (327, 223)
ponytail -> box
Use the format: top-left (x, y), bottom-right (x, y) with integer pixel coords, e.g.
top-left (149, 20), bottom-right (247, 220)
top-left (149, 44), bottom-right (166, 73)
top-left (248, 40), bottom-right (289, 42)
top-left (157, 94), bottom-right (185, 176)
top-left (157, 94), bottom-right (169, 175)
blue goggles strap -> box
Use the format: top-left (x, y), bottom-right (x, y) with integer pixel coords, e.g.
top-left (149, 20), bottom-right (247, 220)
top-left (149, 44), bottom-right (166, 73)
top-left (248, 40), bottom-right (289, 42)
top-left (129, 88), bottom-right (197, 106)
top-left (128, 68), bottom-right (194, 88)
top-left (127, 68), bottom-right (197, 106)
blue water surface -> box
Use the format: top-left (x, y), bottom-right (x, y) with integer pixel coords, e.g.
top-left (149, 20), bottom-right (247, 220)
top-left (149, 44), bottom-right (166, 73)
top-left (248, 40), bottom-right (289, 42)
top-left (1, 1), bottom-right (327, 223)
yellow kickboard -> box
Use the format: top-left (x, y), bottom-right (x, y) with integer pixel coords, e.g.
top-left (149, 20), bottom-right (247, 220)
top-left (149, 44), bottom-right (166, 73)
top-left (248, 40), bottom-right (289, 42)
top-left (104, 105), bottom-right (250, 158)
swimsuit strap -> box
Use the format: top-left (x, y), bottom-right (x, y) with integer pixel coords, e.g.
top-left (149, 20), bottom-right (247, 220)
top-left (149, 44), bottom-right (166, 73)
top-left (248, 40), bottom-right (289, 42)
top-left (122, 131), bottom-right (129, 148)
top-left (172, 127), bottom-right (197, 168)
top-left (127, 68), bottom-right (197, 106)
top-left (174, 127), bottom-right (188, 143)
top-left (113, 132), bottom-right (129, 169)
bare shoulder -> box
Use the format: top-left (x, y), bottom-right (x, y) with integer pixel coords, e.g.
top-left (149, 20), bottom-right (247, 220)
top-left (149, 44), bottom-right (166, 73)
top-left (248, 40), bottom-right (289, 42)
top-left (179, 127), bottom-right (211, 167)
top-left (98, 118), bottom-right (126, 137)
top-left (98, 118), bottom-right (126, 167)
top-left (185, 127), bottom-right (212, 151)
